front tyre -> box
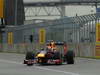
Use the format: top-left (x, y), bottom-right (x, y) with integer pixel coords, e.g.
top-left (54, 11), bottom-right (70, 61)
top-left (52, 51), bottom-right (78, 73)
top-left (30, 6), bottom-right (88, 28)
top-left (26, 51), bottom-right (34, 60)
top-left (25, 52), bottom-right (34, 66)
top-left (65, 51), bottom-right (75, 64)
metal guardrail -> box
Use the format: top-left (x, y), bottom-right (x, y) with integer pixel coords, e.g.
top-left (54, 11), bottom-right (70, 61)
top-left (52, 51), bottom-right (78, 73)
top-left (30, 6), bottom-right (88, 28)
top-left (9, 13), bottom-right (100, 30)
top-left (24, 0), bottom-right (100, 6)
top-left (0, 43), bottom-right (95, 57)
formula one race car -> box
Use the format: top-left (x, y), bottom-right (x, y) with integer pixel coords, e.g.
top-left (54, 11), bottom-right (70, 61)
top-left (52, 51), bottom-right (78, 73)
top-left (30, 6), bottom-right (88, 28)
top-left (24, 41), bottom-right (75, 66)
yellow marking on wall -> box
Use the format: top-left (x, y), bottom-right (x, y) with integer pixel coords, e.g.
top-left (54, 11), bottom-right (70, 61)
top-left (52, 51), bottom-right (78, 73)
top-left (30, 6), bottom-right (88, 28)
top-left (0, 0), bottom-right (4, 18)
top-left (39, 28), bottom-right (46, 44)
top-left (96, 23), bottom-right (100, 43)
top-left (95, 23), bottom-right (100, 57)
top-left (8, 32), bottom-right (13, 45)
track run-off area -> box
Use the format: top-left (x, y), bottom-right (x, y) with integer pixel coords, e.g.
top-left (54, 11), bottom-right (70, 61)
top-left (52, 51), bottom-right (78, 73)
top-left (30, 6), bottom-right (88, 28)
top-left (0, 53), bottom-right (100, 75)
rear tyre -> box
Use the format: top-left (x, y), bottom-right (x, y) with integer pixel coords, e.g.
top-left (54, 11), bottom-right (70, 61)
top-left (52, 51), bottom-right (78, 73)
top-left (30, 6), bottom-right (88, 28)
top-left (65, 51), bottom-right (75, 64)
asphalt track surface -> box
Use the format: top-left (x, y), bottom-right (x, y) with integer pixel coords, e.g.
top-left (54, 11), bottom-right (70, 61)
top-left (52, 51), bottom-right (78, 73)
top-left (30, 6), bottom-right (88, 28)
top-left (0, 53), bottom-right (100, 75)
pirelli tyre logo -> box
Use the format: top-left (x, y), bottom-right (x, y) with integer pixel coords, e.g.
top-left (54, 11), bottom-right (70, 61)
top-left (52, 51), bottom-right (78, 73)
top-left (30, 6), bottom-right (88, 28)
top-left (39, 28), bottom-right (46, 44)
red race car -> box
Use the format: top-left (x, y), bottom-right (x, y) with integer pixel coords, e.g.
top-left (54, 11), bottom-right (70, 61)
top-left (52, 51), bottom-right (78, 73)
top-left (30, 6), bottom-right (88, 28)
top-left (24, 41), bottom-right (75, 66)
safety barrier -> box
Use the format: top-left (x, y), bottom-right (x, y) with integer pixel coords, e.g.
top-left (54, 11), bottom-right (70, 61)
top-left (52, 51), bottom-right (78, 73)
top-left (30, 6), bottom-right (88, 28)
top-left (0, 43), bottom-right (96, 58)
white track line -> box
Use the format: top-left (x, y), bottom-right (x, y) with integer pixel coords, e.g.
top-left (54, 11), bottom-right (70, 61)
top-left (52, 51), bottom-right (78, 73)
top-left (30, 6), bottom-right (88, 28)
top-left (0, 59), bottom-right (22, 64)
top-left (35, 66), bottom-right (80, 75)
top-left (0, 59), bottom-right (80, 75)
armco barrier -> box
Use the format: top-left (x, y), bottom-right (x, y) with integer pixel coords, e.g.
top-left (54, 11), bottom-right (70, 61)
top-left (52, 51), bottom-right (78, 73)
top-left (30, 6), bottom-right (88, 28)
top-left (0, 43), bottom-right (46, 54)
top-left (0, 43), bottom-right (96, 58)
top-left (75, 43), bottom-right (95, 57)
